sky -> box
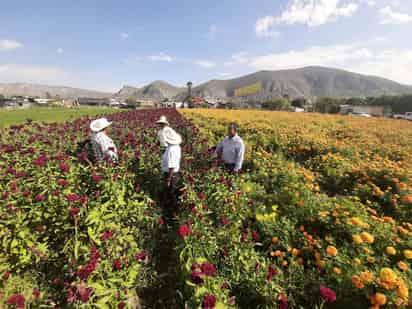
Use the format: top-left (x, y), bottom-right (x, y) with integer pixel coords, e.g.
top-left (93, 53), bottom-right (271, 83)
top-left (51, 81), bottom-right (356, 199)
top-left (1, 0), bottom-right (412, 92)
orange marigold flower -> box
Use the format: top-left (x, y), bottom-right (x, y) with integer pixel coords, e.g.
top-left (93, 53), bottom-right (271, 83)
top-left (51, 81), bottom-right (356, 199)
top-left (352, 275), bottom-right (365, 289)
top-left (397, 261), bottom-right (408, 271)
top-left (271, 237), bottom-right (279, 244)
top-left (397, 279), bottom-right (409, 300)
top-left (371, 293), bottom-right (387, 306)
top-left (326, 246), bottom-right (338, 257)
top-left (333, 267), bottom-right (342, 275)
top-left (360, 271), bottom-right (374, 283)
top-left (360, 232), bottom-right (375, 244)
top-left (401, 194), bottom-right (412, 204)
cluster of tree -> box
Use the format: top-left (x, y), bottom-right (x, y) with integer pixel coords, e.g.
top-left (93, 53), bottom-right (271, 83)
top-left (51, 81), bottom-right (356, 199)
top-left (261, 97), bottom-right (291, 111)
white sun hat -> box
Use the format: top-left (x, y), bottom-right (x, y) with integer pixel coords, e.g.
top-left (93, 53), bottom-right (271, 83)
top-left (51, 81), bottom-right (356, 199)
top-left (156, 115), bottom-right (169, 125)
top-left (90, 118), bottom-right (112, 132)
top-left (160, 127), bottom-right (182, 145)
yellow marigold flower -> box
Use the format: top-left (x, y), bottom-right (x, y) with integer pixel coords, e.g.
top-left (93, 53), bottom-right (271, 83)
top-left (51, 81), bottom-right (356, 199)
top-left (354, 258), bottom-right (362, 266)
top-left (326, 246), bottom-right (338, 257)
top-left (379, 268), bottom-right (397, 286)
top-left (360, 231), bottom-right (375, 244)
top-left (350, 217), bottom-right (363, 226)
top-left (371, 293), bottom-right (387, 306)
top-left (397, 261), bottom-right (408, 271)
top-left (403, 249), bottom-right (412, 259)
top-left (367, 256), bottom-right (376, 264)
top-left (353, 234), bottom-right (363, 244)
top-left (385, 246), bottom-right (397, 256)
top-left (333, 267), bottom-right (342, 275)
top-left (291, 248), bottom-right (300, 257)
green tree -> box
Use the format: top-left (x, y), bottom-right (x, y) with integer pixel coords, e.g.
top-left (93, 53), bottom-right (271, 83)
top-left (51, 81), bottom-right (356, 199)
top-left (315, 97), bottom-right (342, 114)
top-left (291, 97), bottom-right (307, 108)
top-left (261, 97), bottom-right (290, 111)
top-left (0, 94), bottom-right (5, 102)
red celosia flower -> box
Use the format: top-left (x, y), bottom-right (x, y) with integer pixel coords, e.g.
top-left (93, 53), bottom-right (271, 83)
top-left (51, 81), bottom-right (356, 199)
top-left (100, 230), bottom-right (114, 241)
top-left (32, 288), bottom-right (40, 299)
top-left (202, 294), bottom-right (217, 309)
top-left (59, 162), bottom-right (70, 173)
top-left (35, 194), bottom-right (45, 202)
top-left (198, 192), bottom-right (206, 200)
top-left (191, 270), bottom-right (204, 285)
top-left (135, 251), bottom-right (147, 261)
top-left (92, 174), bottom-right (103, 183)
top-left (77, 286), bottom-right (93, 303)
top-left (278, 295), bottom-right (289, 309)
top-left (319, 286), bottom-right (336, 303)
top-left (66, 193), bottom-right (81, 203)
top-left (220, 216), bottom-right (229, 226)
top-left (112, 258), bottom-right (122, 271)
top-left (158, 217), bottom-right (165, 225)
top-left (57, 179), bottom-right (69, 187)
top-left (77, 247), bottom-right (100, 280)
top-left (6, 294), bottom-right (25, 309)
top-left (201, 263), bottom-right (216, 277)
top-left (118, 302), bottom-right (126, 309)
top-left (178, 224), bottom-right (190, 239)
top-left (68, 208), bottom-right (80, 216)
top-left (3, 271), bottom-right (11, 280)
top-left (251, 230), bottom-right (260, 242)
top-left (267, 265), bottom-right (277, 282)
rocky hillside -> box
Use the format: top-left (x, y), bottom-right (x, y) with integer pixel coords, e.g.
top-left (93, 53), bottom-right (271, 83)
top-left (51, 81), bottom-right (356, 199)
top-left (114, 81), bottom-right (184, 101)
top-left (0, 83), bottom-right (111, 98)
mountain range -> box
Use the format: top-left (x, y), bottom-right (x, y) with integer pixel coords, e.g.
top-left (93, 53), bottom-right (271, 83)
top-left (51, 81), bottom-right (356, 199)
top-left (1, 66), bottom-right (412, 102)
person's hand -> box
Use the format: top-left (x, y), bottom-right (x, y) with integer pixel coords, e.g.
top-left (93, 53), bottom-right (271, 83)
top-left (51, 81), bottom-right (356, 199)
top-left (167, 178), bottom-right (172, 187)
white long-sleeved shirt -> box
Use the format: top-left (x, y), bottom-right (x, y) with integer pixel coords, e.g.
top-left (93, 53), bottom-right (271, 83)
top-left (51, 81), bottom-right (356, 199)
top-left (214, 134), bottom-right (245, 171)
top-left (90, 132), bottom-right (118, 161)
top-left (162, 144), bottom-right (181, 173)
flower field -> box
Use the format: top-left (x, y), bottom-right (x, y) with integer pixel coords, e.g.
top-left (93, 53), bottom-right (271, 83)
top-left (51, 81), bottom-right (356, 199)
top-left (1, 108), bottom-right (411, 308)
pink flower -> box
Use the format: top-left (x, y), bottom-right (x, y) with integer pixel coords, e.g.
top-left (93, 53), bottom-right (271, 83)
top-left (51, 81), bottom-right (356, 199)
top-left (319, 286), bottom-right (336, 303)
top-left (3, 271), bottom-right (11, 280)
top-left (92, 174), bottom-right (103, 183)
top-left (6, 294), bottom-right (25, 308)
top-left (178, 224), bottom-right (190, 239)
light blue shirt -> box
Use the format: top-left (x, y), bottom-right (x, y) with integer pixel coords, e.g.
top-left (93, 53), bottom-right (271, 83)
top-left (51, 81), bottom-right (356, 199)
top-left (214, 134), bottom-right (245, 171)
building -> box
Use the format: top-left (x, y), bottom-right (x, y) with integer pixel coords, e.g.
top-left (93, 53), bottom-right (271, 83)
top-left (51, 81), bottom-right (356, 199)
top-left (76, 98), bottom-right (110, 106)
top-left (340, 105), bottom-right (385, 117)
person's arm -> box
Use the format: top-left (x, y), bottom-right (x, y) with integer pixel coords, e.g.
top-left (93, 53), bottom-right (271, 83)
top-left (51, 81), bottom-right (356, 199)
top-left (100, 135), bottom-right (118, 161)
top-left (213, 139), bottom-right (224, 159)
top-left (234, 139), bottom-right (245, 172)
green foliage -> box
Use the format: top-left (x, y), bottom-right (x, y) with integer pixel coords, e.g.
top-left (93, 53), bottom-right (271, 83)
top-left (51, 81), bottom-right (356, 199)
top-left (261, 97), bottom-right (291, 111)
top-left (315, 97), bottom-right (342, 114)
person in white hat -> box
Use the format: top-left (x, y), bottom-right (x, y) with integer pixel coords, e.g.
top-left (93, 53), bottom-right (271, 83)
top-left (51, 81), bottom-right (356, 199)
top-left (156, 115), bottom-right (182, 213)
top-left (89, 118), bottom-right (118, 162)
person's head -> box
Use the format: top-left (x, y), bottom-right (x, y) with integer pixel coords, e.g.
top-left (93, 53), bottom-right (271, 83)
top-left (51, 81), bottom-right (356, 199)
top-left (156, 115), bottom-right (169, 128)
top-left (90, 118), bottom-right (112, 134)
top-left (228, 122), bottom-right (238, 138)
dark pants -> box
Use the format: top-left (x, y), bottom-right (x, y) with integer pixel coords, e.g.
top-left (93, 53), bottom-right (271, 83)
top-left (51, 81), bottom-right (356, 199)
top-left (162, 172), bottom-right (181, 216)
top-left (224, 163), bottom-right (236, 173)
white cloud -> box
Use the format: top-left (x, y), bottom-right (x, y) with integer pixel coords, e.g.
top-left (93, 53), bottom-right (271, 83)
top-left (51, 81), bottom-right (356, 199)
top-left (0, 39), bottom-right (23, 51)
top-left (57, 48), bottom-right (64, 54)
top-left (228, 44), bottom-right (412, 85)
top-left (120, 32), bottom-right (129, 39)
top-left (194, 60), bottom-right (216, 69)
top-left (147, 52), bottom-right (175, 62)
top-left (0, 64), bottom-right (67, 84)
top-left (256, 0), bottom-right (359, 37)
top-left (208, 25), bottom-right (217, 40)
top-left (380, 6), bottom-right (412, 24)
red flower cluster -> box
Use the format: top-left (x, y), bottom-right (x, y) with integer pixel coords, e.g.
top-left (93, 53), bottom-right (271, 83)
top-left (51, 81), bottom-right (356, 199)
top-left (112, 258), bottom-right (122, 271)
top-left (319, 286), bottom-right (336, 303)
top-left (92, 173), bottom-right (103, 183)
top-left (178, 224), bottom-right (191, 239)
top-left (135, 251), bottom-right (147, 261)
top-left (66, 193), bottom-right (81, 203)
top-left (100, 230), bottom-right (114, 241)
top-left (68, 208), bottom-right (80, 216)
top-left (57, 179), bottom-right (69, 187)
top-left (267, 265), bottom-right (277, 282)
top-left (6, 294), bottom-right (25, 309)
top-left (77, 246), bottom-right (100, 280)
top-left (59, 162), bottom-right (70, 173)
top-left (191, 262), bottom-right (217, 285)
top-left (202, 294), bottom-right (217, 309)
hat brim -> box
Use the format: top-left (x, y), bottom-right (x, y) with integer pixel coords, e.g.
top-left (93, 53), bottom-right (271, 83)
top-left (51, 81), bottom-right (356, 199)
top-left (90, 122), bottom-right (112, 132)
top-left (156, 120), bottom-right (169, 125)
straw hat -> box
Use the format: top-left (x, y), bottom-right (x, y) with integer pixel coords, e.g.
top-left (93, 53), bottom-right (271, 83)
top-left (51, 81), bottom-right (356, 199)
top-left (156, 115), bottom-right (169, 125)
top-left (160, 127), bottom-right (182, 145)
top-left (90, 118), bottom-right (112, 132)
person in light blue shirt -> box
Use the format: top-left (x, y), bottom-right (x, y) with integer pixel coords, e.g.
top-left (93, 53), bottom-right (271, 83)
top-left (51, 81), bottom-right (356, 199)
top-left (214, 123), bottom-right (245, 173)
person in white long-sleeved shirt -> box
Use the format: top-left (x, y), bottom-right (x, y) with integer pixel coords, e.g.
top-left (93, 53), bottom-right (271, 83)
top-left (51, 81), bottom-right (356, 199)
top-left (214, 123), bottom-right (245, 172)
top-left (156, 115), bottom-right (182, 213)
top-left (89, 118), bottom-right (118, 162)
